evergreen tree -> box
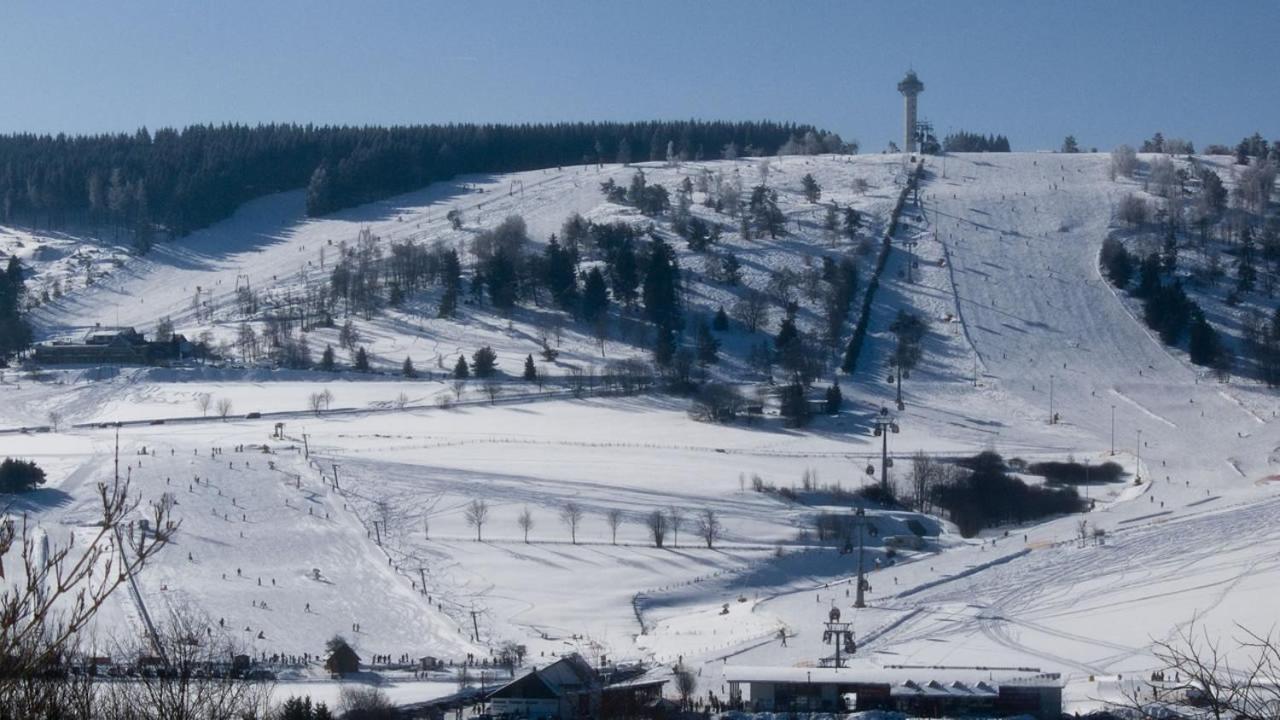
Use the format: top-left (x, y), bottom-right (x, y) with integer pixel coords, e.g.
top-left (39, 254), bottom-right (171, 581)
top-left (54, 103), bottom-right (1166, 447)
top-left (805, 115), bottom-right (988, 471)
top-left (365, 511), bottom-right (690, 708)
top-left (543, 237), bottom-right (579, 311)
top-left (779, 382), bottom-right (811, 427)
top-left (472, 346), bottom-right (498, 378)
top-left (825, 380), bottom-right (844, 414)
top-left (695, 321), bottom-right (720, 366)
top-left (484, 253), bottom-right (519, 312)
top-left (748, 186), bottom-right (785, 238)
top-left (1188, 309), bottom-right (1221, 366)
top-left (320, 345), bottom-right (336, 372)
top-left (801, 173), bottom-right (821, 202)
top-left (0, 256), bottom-right (32, 358)
top-left (353, 346), bottom-right (370, 372)
top-left (712, 306), bottom-right (730, 331)
top-left (453, 355), bottom-right (470, 379)
top-left (1134, 253), bottom-right (1162, 299)
top-left (652, 326), bottom-right (677, 368)
top-left (642, 236), bottom-right (682, 331)
top-left (402, 356), bottom-right (417, 378)
top-left (842, 207), bottom-right (863, 241)
top-left (581, 267), bottom-right (610, 322)
top-left (1100, 238), bottom-right (1133, 287)
top-left (522, 354), bottom-right (537, 381)
top-left (437, 249), bottom-right (461, 318)
top-left (610, 240), bottom-right (640, 307)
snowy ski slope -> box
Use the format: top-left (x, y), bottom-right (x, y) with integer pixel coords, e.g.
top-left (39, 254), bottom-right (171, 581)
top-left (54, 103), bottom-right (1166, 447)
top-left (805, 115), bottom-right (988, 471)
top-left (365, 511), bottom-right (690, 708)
top-left (1, 152), bottom-right (1276, 710)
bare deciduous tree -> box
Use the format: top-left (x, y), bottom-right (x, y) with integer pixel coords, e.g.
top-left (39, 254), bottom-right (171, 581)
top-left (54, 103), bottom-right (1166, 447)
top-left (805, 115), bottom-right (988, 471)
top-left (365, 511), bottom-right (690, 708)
top-left (693, 508), bottom-right (722, 549)
top-left (195, 392), bottom-right (212, 416)
top-left (215, 397), bottom-right (233, 419)
top-left (517, 507), bottom-right (534, 543)
top-left (45, 410), bottom-right (62, 432)
top-left (605, 509), bottom-right (623, 545)
top-left (667, 505), bottom-right (684, 548)
top-left (100, 603), bottom-right (272, 719)
top-left (1121, 622), bottom-right (1280, 720)
top-left (732, 290), bottom-right (769, 334)
top-left (910, 451), bottom-right (939, 513)
top-left (646, 510), bottom-right (668, 548)
top-left (0, 476), bottom-right (175, 716)
top-left (674, 665), bottom-right (698, 709)
top-left (483, 379), bottom-right (502, 405)
top-left (559, 502), bottom-right (584, 544)
top-left (464, 499), bottom-right (489, 541)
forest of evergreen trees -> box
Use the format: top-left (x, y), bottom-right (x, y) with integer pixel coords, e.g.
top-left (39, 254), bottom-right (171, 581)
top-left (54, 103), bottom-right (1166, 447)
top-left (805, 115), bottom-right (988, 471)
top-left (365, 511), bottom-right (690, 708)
top-left (941, 130), bottom-right (1012, 153)
top-left (0, 121), bottom-right (824, 246)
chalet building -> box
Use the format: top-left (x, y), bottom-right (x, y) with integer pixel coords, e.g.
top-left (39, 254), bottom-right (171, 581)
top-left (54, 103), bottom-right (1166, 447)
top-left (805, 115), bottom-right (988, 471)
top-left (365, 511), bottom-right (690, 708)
top-left (724, 664), bottom-right (1062, 720)
top-left (486, 654), bottom-right (667, 720)
top-left (32, 326), bottom-right (192, 365)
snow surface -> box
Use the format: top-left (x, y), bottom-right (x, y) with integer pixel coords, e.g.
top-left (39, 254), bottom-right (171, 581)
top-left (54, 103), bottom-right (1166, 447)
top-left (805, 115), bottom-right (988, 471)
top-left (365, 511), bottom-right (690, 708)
top-left (2, 152), bottom-right (1277, 712)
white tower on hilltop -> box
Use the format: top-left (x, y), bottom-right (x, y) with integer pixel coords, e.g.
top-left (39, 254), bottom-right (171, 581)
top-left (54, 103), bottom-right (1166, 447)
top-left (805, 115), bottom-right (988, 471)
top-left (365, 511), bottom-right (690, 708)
top-left (897, 70), bottom-right (924, 153)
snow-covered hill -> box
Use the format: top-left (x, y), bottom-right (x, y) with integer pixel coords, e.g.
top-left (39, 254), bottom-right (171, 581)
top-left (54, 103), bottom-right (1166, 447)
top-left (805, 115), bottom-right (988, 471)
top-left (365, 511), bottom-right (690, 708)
top-left (2, 152), bottom-right (1277, 711)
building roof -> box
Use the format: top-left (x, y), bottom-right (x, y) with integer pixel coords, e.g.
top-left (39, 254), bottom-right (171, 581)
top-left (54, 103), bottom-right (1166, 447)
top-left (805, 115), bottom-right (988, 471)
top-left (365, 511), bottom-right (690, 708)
top-left (489, 669), bottom-right (560, 700)
top-left (723, 663), bottom-right (1060, 688)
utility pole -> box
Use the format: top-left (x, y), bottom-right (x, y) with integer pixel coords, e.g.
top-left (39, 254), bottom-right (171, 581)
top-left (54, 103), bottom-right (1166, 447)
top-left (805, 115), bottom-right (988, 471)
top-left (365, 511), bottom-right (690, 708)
top-left (302, 433), bottom-right (310, 459)
top-left (419, 568), bottom-right (427, 594)
top-left (332, 463), bottom-right (340, 490)
top-left (872, 407), bottom-right (900, 493)
top-left (470, 609), bottom-right (481, 643)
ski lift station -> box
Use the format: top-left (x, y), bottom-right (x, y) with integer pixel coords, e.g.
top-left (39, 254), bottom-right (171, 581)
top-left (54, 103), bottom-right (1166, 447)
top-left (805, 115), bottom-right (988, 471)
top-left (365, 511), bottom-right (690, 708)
top-left (724, 663), bottom-right (1062, 719)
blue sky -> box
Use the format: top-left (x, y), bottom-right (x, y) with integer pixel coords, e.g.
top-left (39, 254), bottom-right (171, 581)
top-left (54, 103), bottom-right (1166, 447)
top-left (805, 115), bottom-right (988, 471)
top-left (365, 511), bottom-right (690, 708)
top-left (1, 0), bottom-right (1277, 150)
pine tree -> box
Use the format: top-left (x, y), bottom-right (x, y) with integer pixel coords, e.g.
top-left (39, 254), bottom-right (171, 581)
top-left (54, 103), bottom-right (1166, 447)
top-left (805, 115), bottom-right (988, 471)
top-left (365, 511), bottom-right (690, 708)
top-left (353, 346), bottom-right (370, 372)
top-left (642, 236), bottom-right (681, 331)
top-left (581, 267), bottom-right (610, 322)
top-left (611, 240), bottom-right (639, 307)
top-left (825, 380), bottom-right (843, 414)
top-left (712, 306), bottom-right (729, 331)
top-left (695, 321), bottom-right (720, 366)
top-left (438, 249), bottom-right (461, 318)
top-left (543, 237), bottom-right (579, 311)
top-left (402, 356), bottom-right (417, 378)
top-left (454, 355), bottom-right (470, 379)
top-left (652, 326), bottom-right (677, 368)
top-left (801, 173), bottom-right (821, 203)
top-left (472, 346), bottom-right (498, 378)
top-left (522, 354), bottom-right (537, 381)
top-left (1134, 253), bottom-right (1162, 299)
top-left (1188, 309), bottom-right (1221, 366)
top-left (320, 345), bottom-right (336, 372)
top-left (842, 207), bottom-right (862, 241)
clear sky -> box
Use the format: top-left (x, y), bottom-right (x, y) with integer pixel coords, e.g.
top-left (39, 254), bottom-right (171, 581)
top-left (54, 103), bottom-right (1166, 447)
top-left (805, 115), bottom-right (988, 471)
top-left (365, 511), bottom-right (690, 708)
top-left (2, 0), bottom-right (1277, 151)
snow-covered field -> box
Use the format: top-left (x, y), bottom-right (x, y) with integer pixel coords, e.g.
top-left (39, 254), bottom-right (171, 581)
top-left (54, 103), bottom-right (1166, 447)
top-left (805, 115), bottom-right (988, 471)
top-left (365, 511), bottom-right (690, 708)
top-left (2, 152), bottom-right (1277, 711)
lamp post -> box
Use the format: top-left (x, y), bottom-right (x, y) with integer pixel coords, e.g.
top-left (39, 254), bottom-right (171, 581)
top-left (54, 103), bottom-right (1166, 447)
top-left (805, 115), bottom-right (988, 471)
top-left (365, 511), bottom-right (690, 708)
top-left (1135, 429), bottom-right (1143, 482)
top-left (1049, 374), bottom-right (1055, 425)
top-left (1110, 405), bottom-right (1116, 456)
top-left (872, 407), bottom-right (900, 493)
